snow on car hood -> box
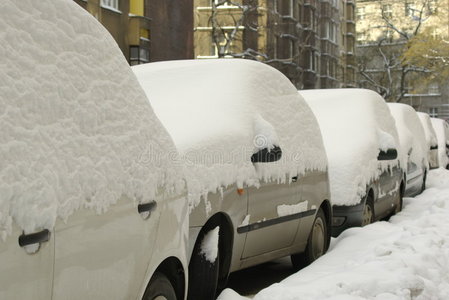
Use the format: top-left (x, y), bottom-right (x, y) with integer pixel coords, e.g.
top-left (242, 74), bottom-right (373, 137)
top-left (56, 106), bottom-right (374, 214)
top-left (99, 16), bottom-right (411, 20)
top-left (133, 59), bottom-right (328, 211)
top-left (388, 103), bottom-right (428, 172)
top-left (0, 0), bottom-right (183, 239)
top-left (431, 117), bottom-right (449, 168)
top-left (300, 89), bottom-right (400, 206)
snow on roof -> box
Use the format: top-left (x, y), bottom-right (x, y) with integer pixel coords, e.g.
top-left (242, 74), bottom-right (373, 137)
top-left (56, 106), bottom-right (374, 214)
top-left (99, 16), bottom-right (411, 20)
top-left (0, 0), bottom-right (183, 239)
top-left (133, 59), bottom-right (328, 210)
top-left (388, 103), bottom-right (428, 171)
top-left (430, 117), bottom-right (449, 168)
top-left (417, 112), bottom-right (438, 148)
top-left (300, 88), bottom-right (399, 206)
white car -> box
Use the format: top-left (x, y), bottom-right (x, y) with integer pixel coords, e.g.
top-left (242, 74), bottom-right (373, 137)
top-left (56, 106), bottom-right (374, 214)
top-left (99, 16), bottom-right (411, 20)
top-left (388, 103), bottom-right (428, 196)
top-left (133, 59), bottom-right (332, 300)
top-left (417, 112), bottom-right (439, 169)
top-left (0, 1), bottom-right (188, 299)
top-left (300, 89), bottom-right (404, 237)
top-left (431, 118), bottom-right (449, 169)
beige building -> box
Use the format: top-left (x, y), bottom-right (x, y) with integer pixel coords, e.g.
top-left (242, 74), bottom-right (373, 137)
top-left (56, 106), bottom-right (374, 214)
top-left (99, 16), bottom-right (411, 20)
top-left (356, 0), bottom-right (449, 119)
top-left (194, 0), bottom-right (357, 89)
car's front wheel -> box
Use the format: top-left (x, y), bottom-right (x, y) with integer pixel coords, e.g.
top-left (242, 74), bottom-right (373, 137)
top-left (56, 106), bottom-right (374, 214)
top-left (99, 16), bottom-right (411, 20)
top-left (291, 208), bottom-right (327, 270)
top-left (361, 194), bottom-right (374, 226)
top-left (143, 272), bottom-right (177, 300)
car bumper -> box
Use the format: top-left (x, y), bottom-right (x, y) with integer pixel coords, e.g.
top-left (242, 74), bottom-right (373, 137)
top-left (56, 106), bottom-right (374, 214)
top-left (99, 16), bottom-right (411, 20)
top-left (331, 203), bottom-right (364, 237)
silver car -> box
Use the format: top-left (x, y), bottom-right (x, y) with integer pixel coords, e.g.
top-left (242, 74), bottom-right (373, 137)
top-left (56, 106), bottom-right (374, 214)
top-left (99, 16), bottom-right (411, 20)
top-left (133, 59), bottom-right (332, 300)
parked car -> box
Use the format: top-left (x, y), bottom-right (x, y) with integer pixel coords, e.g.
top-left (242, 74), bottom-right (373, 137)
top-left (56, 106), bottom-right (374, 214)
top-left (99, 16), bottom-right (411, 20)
top-left (0, 1), bottom-right (188, 299)
top-left (388, 103), bottom-right (428, 196)
top-left (133, 59), bottom-right (332, 300)
top-left (431, 117), bottom-right (449, 169)
top-left (300, 89), bottom-right (404, 237)
top-left (417, 112), bottom-right (439, 169)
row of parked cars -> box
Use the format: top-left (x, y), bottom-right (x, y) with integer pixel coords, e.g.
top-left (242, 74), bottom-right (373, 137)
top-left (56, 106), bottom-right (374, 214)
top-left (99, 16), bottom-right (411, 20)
top-left (2, 2), bottom-right (449, 300)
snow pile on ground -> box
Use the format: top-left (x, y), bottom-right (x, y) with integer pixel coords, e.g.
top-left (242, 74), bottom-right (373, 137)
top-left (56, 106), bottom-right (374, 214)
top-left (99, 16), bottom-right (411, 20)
top-left (431, 118), bottom-right (449, 168)
top-left (0, 0), bottom-right (183, 240)
top-left (218, 168), bottom-right (449, 300)
top-left (300, 89), bottom-right (399, 206)
top-left (388, 103), bottom-right (428, 171)
top-left (133, 60), bottom-right (327, 211)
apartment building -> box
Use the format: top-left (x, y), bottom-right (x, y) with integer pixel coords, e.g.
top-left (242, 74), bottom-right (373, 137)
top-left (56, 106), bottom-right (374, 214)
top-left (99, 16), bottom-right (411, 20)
top-left (194, 0), bottom-right (357, 89)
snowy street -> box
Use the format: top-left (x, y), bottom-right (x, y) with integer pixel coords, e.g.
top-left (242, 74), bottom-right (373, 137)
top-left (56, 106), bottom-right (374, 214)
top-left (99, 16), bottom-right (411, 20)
top-left (219, 169), bottom-right (449, 300)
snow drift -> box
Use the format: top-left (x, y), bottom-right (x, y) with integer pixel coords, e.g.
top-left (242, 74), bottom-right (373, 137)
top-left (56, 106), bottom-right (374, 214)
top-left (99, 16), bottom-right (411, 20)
top-left (0, 0), bottom-right (183, 240)
top-left (300, 89), bottom-right (399, 206)
top-left (133, 59), bottom-right (328, 210)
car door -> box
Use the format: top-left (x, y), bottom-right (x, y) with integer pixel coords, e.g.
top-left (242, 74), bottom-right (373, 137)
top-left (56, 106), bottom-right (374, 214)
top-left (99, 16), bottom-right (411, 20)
top-left (0, 225), bottom-right (54, 299)
top-left (52, 196), bottom-right (161, 300)
top-left (241, 177), bottom-right (302, 258)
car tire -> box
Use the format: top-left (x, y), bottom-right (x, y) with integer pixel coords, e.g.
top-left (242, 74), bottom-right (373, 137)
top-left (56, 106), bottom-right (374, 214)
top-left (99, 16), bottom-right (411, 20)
top-left (142, 272), bottom-right (177, 300)
top-left (291, 208), bottom-right (327, 270)
top-left (187, 228), bottom-right (220, 300)
top-left (394, 183), bottom-right (404, 214)
top-left (361, 193), bottom-right (374, 226)
top-left (421, 169), bottom-right (427, 193)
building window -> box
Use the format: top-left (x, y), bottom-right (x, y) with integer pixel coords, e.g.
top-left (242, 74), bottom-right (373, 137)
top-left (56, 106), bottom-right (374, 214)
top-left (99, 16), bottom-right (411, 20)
top-left (382, 4), bottom-right (392, 18)
top-left (428, 83), bottom-right (439, 94)
top-left (405, 2), bottom-right (415, 16)
top-left (289, 0), bottom-right (295, 17)
top-left (211, 31), bottom-right (232, 57)
top-left (101, 0), bottom-right (119, 10)
top-left (130, 45), bottom-right (149, 65)
top-left (428, 0), bottom-right (438, 14)
top-left (429, 107), bottom-right (438, 117)
top-left (356, 7), bottom-right (365, 20)
top-left (357, 32), bottom-right (367, 44)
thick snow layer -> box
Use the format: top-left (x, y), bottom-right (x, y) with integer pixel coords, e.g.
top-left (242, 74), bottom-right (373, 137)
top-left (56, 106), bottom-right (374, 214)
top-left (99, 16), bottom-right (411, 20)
top-left (133, 60), bottom-right (328, 211)
top-left (388, 103), bottom-right (428, 172)
top-left (277, 201), bottom-right (308, 217)
top-left (300, 89), bottom-right (399, 206)
top-left (417, 112), bottom-right (438, 148)
top-left (0, 0), bottom-right (183, 239)
top-left (219, 169), bottom-right (449, 300)
top-left (431, 118), bottom-right (449, 168)
top-left (200, 226), bottom-right (220, 263)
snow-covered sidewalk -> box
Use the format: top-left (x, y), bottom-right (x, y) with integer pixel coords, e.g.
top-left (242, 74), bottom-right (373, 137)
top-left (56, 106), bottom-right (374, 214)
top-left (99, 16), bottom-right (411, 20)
top-left (219, 168), bottom-right (449, 300)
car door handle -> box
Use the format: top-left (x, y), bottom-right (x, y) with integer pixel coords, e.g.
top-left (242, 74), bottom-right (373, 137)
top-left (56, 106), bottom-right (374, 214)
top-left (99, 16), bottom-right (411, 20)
top-left (138, 201), bottom-right (157, 220)
top-left (18, 229), bottom-right (51, 248)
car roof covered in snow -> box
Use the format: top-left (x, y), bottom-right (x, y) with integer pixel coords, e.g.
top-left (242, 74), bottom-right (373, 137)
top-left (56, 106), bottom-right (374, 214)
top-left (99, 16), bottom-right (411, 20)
top-left (133, 59), bottom-right (328, 208)
top-left (0, 0), bottom-right (183, 239)
top-left (388, 103), bottom-right (428, 171)
top-left (417, 112), bottom-right (438, 148)
top-left (300, 88), bottom-right (400, 206)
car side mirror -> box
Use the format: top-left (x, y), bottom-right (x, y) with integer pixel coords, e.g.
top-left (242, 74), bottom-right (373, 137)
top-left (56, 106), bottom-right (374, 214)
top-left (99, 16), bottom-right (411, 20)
top-left (378, 148), bottom-right (398, 161)
top-left (251, 146), bottom-right (282, 163)
top-left (430, 145), bottom-right (438, 150)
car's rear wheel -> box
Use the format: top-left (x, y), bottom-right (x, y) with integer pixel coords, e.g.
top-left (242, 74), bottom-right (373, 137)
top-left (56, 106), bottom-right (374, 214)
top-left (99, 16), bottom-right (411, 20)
top-left (143, 272), bottom-right (177, 300)
top-left (291, 208), bottom-right (327, 270)
top-left (394, 183), bottom-right (404, 214)
top-left (361, 194), bottom-right (374, 226)
top-left (187, 227), bottom-right (220, 300)
top-left (421, 169), bottom-right (427, 193)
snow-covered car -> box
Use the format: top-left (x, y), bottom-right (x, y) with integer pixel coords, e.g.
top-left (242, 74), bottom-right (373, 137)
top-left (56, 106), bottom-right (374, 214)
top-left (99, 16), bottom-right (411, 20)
top-left (417, 112), bottom-right (439, 169)
top-left (300, 89), bottom-right (404, 237)
top-left (431, 117), bottom-right (449, 169)
top-left (388, 103), bottom-right (428, 196)
top-left (133, 59), bottom-right (332, 300)
top-left (0, 1), bottom-right (188, 300)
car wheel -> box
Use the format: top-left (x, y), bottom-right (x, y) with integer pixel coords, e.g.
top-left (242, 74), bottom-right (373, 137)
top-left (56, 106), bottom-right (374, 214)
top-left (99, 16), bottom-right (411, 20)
top-left (291, 208), bottom-right (327, 270)
top-left (361, 194), bottom-right (374, 226)
top-left (421, 170), bottom-right (427, 193)
top-left (394, 183), bottom-right (404, 214)
top-left (187, 228), bottom-right (220, 300)
top-left (142, 272), bottom-right (177, 300)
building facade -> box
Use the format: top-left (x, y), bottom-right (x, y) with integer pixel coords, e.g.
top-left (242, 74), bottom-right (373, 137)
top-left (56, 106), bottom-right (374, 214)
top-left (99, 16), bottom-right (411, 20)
top-left (74, 0), bottom-right (193, 64)
top-left (356, 0), bottom-right (449, 119)
top-left (193, 0), bottom-right (357, 89)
